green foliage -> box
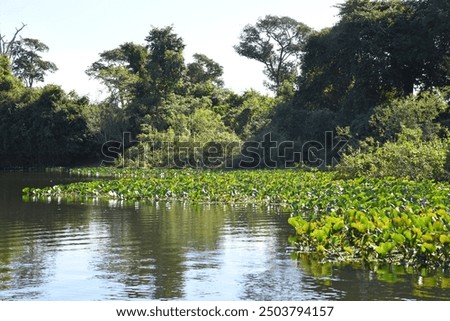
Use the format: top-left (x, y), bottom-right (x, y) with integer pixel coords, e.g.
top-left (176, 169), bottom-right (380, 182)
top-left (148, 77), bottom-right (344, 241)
top-left (278, 0), bottom-right (450, 147)
top-left (10, 38), bottom-right (58, 87)
top-left (370, 89), bottom-right (449, 141)
top-left (225, 90), bottom-right (277, 139)
top-left (26, 168), bottom-right (450, 218)
top-left (187, 53), bottom-right (224, 87)
top-left (145, 26), bottom-right (186, 98)
top-left (234, 15), bottom-right (311, 94)
top-left (25, 167), bottom-right (450, 269)
top-left (0, 84), bottom-right (96, 167)
top-left (289, 206), bottom-right (449, 269)
top-left (135, 95), bottom-right (241, 167)
top-left (3, 2), bottom-right (450, 174)
top-left (0, 24), bottom-right (57, 88)
top-left (338, 90), bottom-right (450, 181)
top-left (337, 128), bottom-right (450, 180)
top-left (272, 101), bottom-right (338, 142)
top-left (86, 42), bottom-right (148, 108)
top-left (86, 27), bottom-right (232, 140)
top-left (82, 101), bottom-right (130, 143)
top-left (0, 55), bottom-right (22, 92)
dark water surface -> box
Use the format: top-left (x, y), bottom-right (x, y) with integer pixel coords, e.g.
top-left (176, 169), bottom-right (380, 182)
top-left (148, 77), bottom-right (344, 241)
top-left (0, 171), bottom-right (449, 300)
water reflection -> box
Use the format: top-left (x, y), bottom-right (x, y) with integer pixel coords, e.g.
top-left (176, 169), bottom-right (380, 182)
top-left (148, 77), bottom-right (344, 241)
top-left (90, 202), bottom-right (309, 300)
top-left (294, 254), bottom-right (450, 300)
top-left (0, 201), bottom-right (92, 299)
top-left (0, 172), bottom-right (449, 300)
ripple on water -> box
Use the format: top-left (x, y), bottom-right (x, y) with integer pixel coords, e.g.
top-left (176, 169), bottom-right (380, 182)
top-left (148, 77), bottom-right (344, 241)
top-left (1, 173), bottom-right (449, 300)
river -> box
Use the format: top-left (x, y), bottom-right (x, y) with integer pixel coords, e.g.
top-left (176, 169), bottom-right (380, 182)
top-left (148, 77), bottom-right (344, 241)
top-left (0, 171), bottom-right (448, 300)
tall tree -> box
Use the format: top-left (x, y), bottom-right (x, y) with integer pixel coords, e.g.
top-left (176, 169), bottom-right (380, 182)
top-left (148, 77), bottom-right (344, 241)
top-left (234, 15), bottom-right (311, 94)
top-left (10, 38), bottom-right (57, 87)
top-left (187, 53), bottom-right (224, 87)
top-left (0, 55), bottom-right (21, 92)
top-left (296, 0), bottom-right (450, 118)
top-left (1, 24), bottom-right (57, 87)
top-left (145, 26), bottom-right (186, 98)
top-left (0, 23), bottom-right (26, 61)
top-left (86, 42), bottom-right (148, 108)
top-left (408, 0), bottom-right (450, 91)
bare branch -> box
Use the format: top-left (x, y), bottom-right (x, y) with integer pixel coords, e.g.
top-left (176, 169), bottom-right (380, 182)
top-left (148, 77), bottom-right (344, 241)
top-left (0, 23), bottom-right (27, 57)
top-left (0, 35), bottom-right (5, 55)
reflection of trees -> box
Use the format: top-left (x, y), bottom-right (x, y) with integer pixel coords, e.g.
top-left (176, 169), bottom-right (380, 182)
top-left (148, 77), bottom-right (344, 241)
top-left (5, 170), bottom-right (447, 301)
top-left (93, 202), bottom-right (226, 299)
top-left (0, 200), bottom-right (91, 299)
top-left (293, 254), bottom-right (450, 300)
top-left (1, 172), bottom-right (90, 298)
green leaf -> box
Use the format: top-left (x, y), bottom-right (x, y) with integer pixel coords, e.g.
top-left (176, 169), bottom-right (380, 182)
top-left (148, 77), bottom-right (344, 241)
top-left (311, 229), bottom-right (327, 242)
top-left (421, 243), bottom-right (436, 253)
top-left (288, 216), bottom-right (305, 229)
top-left (392, 233), bottom-right (406, 245)
top-left (351, 222), bottom-right (367, 233)
top-left (333, 221), bottom-right (345, 231)
top-left (317, 245), bottom-right (326, 252)
top-left (422, 234), bottom-right (434, 243)
top-left (344, 246), bottom-right (354, 255)
top-left (375, 242), bottom-right (395, 256)
top-left (403, 230), bottom-right (412, 241)
top-left (439, 234), bottom-right (449, 244)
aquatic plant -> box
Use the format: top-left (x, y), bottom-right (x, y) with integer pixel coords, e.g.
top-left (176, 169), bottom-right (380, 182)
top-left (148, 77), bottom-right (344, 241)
top-left (23, 168), bottom-right (450, 268)
top-left (288, 207), bottom-right (449, 269)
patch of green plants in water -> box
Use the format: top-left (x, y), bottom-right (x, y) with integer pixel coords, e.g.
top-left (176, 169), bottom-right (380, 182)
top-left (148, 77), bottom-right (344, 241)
top-left (23, 168), bottom-right (450, 269)
top-left (287, 176), bottom-right (449, 269)
top-left (288, 207), bottom-right (449, 269)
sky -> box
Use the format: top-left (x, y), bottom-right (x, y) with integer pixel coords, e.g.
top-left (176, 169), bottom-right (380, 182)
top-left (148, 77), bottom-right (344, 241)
top-left (0, 0), bottom-right (341, 100)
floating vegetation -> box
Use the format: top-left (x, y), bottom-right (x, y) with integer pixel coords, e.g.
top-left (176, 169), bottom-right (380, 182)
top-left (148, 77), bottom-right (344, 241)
top-left (23, 168), bottom-right (450, 269)
top-left (288, 207), bottom-right (449, 269)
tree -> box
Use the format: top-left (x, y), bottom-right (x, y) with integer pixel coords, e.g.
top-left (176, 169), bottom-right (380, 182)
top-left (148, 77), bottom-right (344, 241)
top-left (408, 0), bottom-right (450, 91)
top-left (123, 26), bottom-right (187, 134)
top-left (225, 90), bottom-right (276, 139)
top-left (282, 0), bottom-right (450, 143)
top-left (137, 99), bottom-right (241, 168)
top-left (0, 83), bottom-right (95, 167)
top-left (145, 26), bottom-right (186, 98)
top-left (0, 23), bottom-right (26, 60)
top-left (10, 38), bottom-right (58, 87)
top-left (337, 127), bottom-right (449, 181)
top-left (234, 15), bottom-right (311, 94)
top-left (0, 55), bottom-right (22, 92)
top-left (187, 53), bottom-right (224, 87)
top-left (1, 24), bottom-right (57, 87)
top-left (86, 42), bottom-right (148, 108)
top-left (0, 55), bottom-right (24, 164)
top-left (370, 88), bottom-right (449, 141)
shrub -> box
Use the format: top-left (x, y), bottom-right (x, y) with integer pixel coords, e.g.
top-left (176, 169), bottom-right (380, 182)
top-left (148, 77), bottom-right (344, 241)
top-left (370, 88), bottom-right (449, 141)
top-left (337, 128), bottom-right (450, 181)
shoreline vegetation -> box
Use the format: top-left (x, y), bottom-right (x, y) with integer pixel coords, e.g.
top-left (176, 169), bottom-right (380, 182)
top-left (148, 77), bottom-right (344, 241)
top-left (2, 0), bottom-right (450, 273)
top-left (23, 167), bottom-right (450, 270)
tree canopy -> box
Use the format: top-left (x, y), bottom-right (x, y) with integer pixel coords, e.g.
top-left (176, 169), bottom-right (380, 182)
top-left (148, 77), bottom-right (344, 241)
top-left (234, 15), bottom-right (311, 94)
top-left (1, 0), bottom-right (449, 178)
top-left (0, 25), bottom-right (57, 87)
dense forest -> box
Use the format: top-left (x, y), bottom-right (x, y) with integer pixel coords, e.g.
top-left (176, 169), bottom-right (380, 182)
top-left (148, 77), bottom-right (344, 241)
top-left (1, 0), bottom-right (449, 180)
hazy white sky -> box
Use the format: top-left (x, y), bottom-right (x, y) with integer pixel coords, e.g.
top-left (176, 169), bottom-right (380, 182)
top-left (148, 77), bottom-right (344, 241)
top-left (0, 0), bottom-right (340, 100)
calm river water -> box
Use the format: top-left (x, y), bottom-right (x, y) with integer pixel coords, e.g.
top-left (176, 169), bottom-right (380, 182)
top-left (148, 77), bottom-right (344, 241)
top-left (0, 171), bottom-right (449, 300)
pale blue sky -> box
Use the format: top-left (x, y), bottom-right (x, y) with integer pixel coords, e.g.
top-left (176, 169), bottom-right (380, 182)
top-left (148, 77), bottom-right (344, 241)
top-left (0, 0), bottom-right (340, 99)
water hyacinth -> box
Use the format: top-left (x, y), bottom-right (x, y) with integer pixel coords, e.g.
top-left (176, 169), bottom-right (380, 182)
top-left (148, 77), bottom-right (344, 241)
top-left (23, 168), bottom-right (450, 269)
